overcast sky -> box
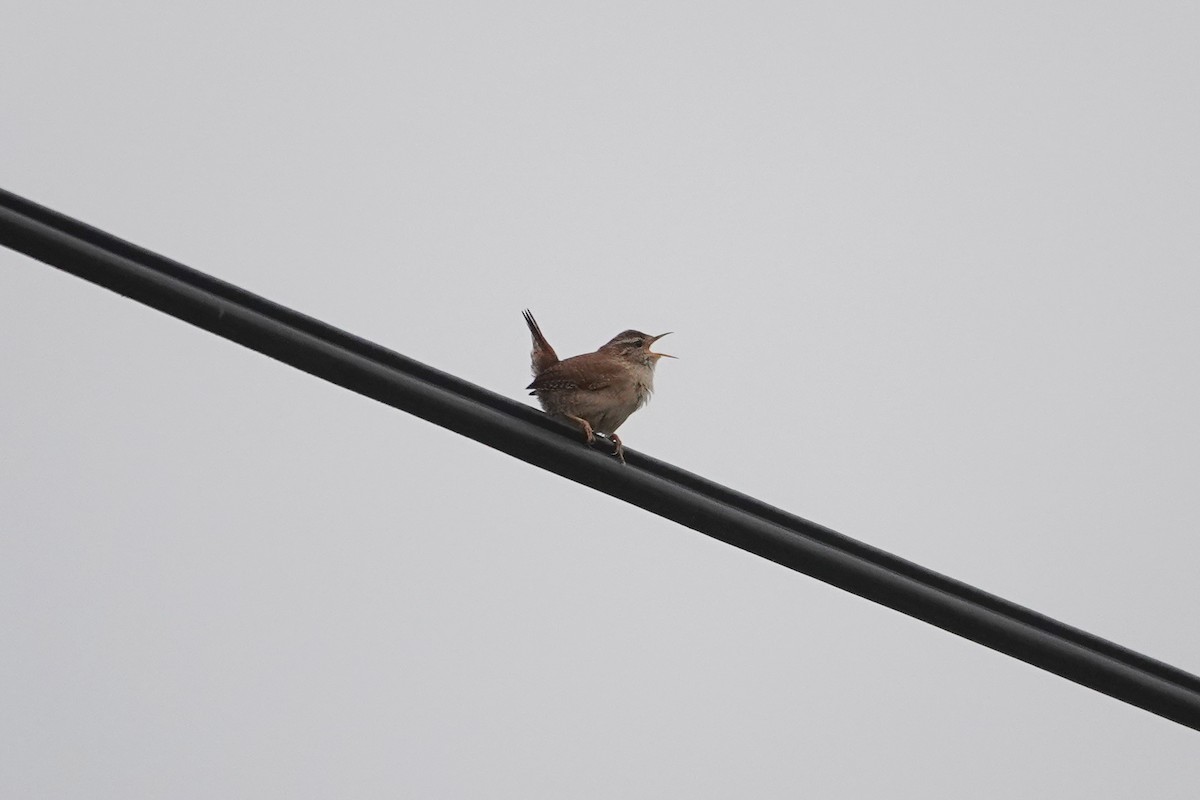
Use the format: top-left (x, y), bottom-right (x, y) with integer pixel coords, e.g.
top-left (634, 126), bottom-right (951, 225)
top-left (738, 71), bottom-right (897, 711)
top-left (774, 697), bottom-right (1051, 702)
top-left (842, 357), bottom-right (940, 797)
top-left (3, 2), bottom-right (1199, 797)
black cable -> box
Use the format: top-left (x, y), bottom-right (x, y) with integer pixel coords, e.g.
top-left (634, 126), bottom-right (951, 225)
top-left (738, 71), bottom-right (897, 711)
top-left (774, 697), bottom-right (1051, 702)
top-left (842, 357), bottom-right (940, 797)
top-left (3, 186), bottom-right (1199, 731)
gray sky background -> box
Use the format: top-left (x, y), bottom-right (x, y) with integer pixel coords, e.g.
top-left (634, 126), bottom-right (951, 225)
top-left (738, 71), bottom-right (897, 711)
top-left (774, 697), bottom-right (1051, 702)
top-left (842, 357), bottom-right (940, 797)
top-left (3, 3), bottom-right (1199, 797)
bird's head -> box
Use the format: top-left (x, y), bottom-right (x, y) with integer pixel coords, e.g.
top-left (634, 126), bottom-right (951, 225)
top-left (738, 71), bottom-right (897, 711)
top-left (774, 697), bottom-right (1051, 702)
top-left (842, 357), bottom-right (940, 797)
top-left (601, 329), bottom-right (676, 366)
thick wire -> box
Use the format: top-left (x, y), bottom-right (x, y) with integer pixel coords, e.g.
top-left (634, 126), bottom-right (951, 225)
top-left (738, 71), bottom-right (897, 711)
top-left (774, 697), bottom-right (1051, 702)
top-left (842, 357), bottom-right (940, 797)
top-left (3, 186), bottom-right (1199, 731)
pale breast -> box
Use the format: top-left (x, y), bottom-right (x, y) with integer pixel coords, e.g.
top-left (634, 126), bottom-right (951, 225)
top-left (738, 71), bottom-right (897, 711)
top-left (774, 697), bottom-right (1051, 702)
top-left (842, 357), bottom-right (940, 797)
top-left (633, 372), bottom-right (654, 408)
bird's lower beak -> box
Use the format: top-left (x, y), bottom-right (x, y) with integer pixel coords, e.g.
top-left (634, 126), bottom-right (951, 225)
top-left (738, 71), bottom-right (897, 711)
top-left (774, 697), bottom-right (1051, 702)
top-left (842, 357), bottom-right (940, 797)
top-left (649, 332), bottom-right (677, 359)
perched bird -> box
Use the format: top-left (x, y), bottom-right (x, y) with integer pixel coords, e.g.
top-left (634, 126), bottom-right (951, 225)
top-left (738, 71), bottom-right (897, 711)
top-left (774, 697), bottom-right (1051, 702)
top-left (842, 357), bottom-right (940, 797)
top-left (522, 309), bottom-right (674, 463)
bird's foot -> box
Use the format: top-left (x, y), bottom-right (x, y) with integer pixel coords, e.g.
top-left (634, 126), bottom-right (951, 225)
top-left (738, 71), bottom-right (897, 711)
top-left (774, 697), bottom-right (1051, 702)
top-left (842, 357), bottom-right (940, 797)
top-left (565, 415), bottom-right (595, 445)
top-left (609, 433), bottom-right (626, 464)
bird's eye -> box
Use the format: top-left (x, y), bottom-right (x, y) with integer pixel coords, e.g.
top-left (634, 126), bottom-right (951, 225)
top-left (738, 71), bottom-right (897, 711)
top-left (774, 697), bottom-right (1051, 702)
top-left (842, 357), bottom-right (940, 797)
top-left (632, 338), bottom-right (645, 348)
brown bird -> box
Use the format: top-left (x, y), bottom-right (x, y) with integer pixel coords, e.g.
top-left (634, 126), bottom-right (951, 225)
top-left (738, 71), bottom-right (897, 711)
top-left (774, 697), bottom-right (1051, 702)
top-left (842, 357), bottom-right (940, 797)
top-left (522, 310), bottom-right (675, 463)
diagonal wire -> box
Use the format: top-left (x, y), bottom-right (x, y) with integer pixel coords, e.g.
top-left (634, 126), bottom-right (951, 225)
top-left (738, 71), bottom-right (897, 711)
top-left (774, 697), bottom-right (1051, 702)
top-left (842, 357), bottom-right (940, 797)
top-left (3, 186), bottom-right (1199, 732)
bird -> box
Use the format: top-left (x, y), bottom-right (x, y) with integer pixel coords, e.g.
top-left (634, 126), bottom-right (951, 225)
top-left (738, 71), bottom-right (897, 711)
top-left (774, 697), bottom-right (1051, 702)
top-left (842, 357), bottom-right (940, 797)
top-left (522, 309), bottom-right (674, 463)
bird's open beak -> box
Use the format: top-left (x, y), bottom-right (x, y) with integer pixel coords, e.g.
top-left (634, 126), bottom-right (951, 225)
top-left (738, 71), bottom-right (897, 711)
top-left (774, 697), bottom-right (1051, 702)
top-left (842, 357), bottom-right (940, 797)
top-left (648, 332), bottom-right (676, 359)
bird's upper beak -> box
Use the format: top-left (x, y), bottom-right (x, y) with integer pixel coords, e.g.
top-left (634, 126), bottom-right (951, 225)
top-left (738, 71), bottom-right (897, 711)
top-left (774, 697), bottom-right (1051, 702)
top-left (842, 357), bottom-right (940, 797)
top-left (648, 332), bottom-right (676, 359)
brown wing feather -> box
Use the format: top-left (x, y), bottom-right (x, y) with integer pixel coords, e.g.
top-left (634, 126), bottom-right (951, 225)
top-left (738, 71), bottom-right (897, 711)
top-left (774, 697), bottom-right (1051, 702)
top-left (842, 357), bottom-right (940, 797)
top-left (527, 352), bottom-right (616, 393)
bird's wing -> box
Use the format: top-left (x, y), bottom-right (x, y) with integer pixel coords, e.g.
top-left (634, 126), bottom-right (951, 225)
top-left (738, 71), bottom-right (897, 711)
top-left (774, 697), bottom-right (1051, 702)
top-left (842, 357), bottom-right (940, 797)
top-left (527, 353), bottom-right (616, 393)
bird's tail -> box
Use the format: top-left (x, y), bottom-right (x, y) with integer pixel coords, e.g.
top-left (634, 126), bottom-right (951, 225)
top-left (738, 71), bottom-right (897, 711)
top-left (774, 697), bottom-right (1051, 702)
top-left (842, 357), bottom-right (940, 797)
top-left (522, 309), bottom-right (559, 375)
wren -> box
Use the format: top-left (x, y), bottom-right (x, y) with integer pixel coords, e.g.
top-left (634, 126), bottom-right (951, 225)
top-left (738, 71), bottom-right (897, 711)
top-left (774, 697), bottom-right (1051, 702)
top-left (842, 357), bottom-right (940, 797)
top-left (522, 309), bottom-right (674, 463)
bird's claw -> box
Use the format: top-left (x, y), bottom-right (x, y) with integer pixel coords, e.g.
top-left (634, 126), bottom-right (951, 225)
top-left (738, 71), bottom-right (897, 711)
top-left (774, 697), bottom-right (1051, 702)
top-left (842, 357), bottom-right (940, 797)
top-left (609, 433), bottom-right (625, 464)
